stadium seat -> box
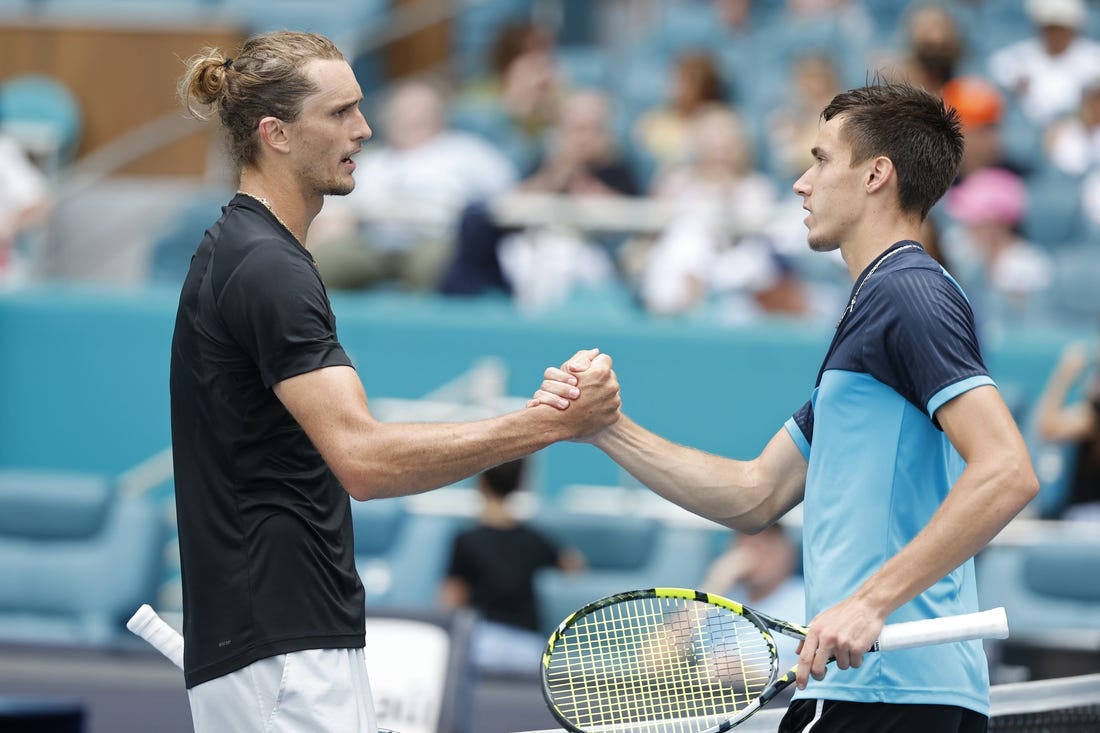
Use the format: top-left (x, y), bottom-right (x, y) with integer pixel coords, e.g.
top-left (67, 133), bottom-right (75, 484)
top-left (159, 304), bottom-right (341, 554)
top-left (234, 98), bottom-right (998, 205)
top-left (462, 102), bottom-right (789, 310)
top-left (0, 73), bottom-right (82, 172)
top-left (531, 512), bottom-right (716, 636)
top-left (0, 470), bottom-right (166, 645)
top-left (147, 188), bottom-right (233, 286)
top-left (1021, 172), bottom-right (1088, 248)
top-left (556, 45), bottom-right (611, 91)
top-left (451, 0), bottom-right (535, 81)
top-left (977, 539), bottom-right (1100, 679)
top-left (351, 498), bottom-right (469, 611)
top-left (1042, 244), bottom-right (1100, 326)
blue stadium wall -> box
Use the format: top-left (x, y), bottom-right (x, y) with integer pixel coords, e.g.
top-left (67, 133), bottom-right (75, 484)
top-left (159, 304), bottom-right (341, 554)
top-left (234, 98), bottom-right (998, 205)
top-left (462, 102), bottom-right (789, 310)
top-left (0, 284), bottom-right (1086, 498)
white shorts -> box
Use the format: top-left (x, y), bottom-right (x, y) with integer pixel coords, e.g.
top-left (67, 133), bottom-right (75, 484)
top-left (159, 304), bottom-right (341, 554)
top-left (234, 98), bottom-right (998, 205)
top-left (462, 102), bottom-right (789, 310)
top-left (188, 647), bottom-right (378, 733)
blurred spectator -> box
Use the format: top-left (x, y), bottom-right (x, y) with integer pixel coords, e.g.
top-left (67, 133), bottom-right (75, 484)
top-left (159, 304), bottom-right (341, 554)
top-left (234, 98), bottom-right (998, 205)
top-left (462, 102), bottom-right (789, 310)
top-left (0, 130), bottom-right (50, 286)
top-left (700, 523), bottom-right (805, 672)
top-left (453, 21), bottom-right (563, 173)
top-left (988, 0), bottom-right (1100, 128)
top-left (942, 167), bottom-right (1052, 323)
top-left (1034, 340), bottom-right (1100, 522)
top-left (941, 75), bottom-right (1013, 179)
top-left (631, 51), bottom-right (730, 174)
top-left (883, 2), bottom-right (966, 96)
top-left (309, 79), bottom-right (518, 291)
top-left (763, 52), bottom-right (843, 182)
top-left (714, 0), bottom-right (754, 34)
top-left (1045, 76), bottom-right (1100, 177)
top-left (439, 458), bottom-right (585, 676)
top-left (438, 89), bottom-right (640, 305)
top-left (638, 105), bottom-right (809, 321)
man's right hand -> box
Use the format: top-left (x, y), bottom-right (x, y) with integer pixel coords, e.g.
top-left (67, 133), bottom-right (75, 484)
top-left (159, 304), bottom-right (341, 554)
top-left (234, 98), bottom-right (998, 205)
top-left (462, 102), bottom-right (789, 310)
top-left (528, 347), bottom-right (600, 410)
top-left (529, 348), bottom-right (620, 440)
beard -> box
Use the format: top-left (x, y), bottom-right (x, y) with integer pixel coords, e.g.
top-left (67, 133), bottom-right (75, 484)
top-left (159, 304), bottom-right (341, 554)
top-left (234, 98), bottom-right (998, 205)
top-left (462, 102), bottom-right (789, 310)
top-left (324, 177), bottom-right (356, 197)
top-left (807, 233), bottom-right (840, 253)
top-left (914, 44), bottom-right (959, 85)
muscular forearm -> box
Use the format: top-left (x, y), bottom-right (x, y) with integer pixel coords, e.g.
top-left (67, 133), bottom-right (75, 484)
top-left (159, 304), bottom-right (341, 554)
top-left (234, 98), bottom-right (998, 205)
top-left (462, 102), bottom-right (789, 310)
top-left (337, 406), bottom-right (569, 500)
top-left (592, 415), bottom-right (804, 531)
top-left (277, 359), bottom-right (620, 501)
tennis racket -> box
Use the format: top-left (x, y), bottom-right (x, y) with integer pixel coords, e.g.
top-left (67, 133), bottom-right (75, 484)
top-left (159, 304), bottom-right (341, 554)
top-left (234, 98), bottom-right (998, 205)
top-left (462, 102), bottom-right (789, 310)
top-left (541, 587), bottom-right (1009, 733)
top-left (127, 604), bottom-right (184, 670)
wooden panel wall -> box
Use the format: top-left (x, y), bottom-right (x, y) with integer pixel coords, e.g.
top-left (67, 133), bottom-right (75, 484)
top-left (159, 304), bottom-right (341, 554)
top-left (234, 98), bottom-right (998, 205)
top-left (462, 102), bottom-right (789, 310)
top-left (0, 19), bottom-right (247, 177)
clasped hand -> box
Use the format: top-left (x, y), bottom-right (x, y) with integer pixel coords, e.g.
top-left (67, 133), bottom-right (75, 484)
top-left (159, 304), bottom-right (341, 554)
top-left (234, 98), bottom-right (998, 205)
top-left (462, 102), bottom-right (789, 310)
top-left (528, 348), bottom-right (620, 440)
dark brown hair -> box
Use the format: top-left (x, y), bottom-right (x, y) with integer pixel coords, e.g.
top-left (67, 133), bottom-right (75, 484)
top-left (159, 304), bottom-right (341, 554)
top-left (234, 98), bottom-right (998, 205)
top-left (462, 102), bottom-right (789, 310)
top-left (481, 458), bottom-right (527, 499)
top-left (823, 80), bottom-right (963, 219)
top-left (674, 51), bottom-right (728, 112)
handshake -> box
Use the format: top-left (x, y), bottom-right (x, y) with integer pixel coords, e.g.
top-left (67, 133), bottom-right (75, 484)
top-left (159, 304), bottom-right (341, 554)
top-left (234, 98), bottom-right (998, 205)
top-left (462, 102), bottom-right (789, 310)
top-left (524, 347), bottom-right (622, 443)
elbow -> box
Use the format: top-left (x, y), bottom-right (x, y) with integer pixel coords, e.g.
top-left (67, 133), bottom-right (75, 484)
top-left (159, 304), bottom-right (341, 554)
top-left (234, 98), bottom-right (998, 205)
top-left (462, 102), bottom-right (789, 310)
top-left (1019, 466), bottom-right (1041, 508)
top-left (344, 483), bottom-right (377, 502)
top-left (720, 513), bottom-right (774, 535)
top-left (718, 459), bottom-right (799, 533)
top-left (329, 457), bottom-right (393, 502)
top-left (715, 498), bottom-right (785, 535)
top-left (1004, 458), bottom-right (1041, 514)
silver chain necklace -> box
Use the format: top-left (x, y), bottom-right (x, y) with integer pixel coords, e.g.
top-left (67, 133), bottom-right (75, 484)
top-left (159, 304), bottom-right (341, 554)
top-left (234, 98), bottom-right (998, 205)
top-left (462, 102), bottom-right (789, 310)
top-left (836, 243), bottom-right (920, 329)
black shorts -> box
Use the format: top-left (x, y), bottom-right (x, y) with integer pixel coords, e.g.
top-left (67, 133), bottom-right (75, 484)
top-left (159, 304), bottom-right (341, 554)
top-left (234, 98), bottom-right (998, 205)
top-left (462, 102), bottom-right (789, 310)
top-left (778, 699), bottom-right (988, 733)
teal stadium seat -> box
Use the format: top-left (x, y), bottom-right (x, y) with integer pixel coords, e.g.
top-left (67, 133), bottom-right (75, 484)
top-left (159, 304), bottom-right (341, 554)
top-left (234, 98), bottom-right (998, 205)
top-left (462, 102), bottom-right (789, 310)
top-left (977, 540), bottom-right (1100, 678)
top-left (0, 470), bottom-right (165, 645)
top-left (0, 73), bottom-right (82, 171)
top-left (451, 0), bottom-right (535, 81)
top-left (556, 46), bottom-right (611, 91)
top-left (1043, 244), bottom-right (1100, 326)
top-left (531, 512), bottom-right (717, 636)
top-left (1021, 171), bottom-right (1087, 248)
top-left (222, 0), bottom-right (388, 52)
top-left (148, 188), bottom-right (234, 286)
top-left (351, 499), bottom-right (468, 611)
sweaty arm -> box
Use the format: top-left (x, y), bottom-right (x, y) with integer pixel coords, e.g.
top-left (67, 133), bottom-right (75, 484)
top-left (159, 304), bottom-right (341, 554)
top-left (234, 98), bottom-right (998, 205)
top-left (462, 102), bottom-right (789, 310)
top-left (795, 384), bottom-right (1039, 687)
top-left (274, 354), bottom-right (620, 501)
top-left (591, 415), bottom-right (808, 533)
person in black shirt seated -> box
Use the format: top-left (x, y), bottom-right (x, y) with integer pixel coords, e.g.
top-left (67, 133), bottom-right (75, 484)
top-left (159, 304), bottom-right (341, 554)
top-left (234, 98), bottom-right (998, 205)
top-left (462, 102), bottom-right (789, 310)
top-left (440, 458), bottom-right (585, 678)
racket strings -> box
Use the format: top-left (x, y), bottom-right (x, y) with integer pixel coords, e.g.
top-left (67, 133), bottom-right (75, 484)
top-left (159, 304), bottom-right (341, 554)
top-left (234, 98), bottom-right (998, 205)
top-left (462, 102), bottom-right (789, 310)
top-left (545, 596), bottom-right (777, 732)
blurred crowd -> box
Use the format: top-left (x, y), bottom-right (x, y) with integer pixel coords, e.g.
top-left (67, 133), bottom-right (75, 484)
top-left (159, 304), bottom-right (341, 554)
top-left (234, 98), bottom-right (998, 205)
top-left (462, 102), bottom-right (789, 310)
top-left (300, 0), bottom-right (1100, 330)
top-left (5, 0), bottom-right (1100, 333)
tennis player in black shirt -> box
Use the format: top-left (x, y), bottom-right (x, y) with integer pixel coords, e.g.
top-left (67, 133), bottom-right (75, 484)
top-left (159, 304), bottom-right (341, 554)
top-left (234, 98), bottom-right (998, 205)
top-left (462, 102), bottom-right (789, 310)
top-left (171, 31), bottom-right (621, 732)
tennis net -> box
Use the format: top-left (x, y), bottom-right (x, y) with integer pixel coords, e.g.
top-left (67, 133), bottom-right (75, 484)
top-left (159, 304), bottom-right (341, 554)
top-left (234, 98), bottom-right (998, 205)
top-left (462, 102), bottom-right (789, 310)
top-left (516, 672), bottom-right (1100, 732)
top-left (989, 673), bottom-right (1100, 732)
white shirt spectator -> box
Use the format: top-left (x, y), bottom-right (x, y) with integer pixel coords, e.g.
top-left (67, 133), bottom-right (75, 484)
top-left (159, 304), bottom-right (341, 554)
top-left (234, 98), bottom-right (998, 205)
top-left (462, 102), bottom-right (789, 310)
top-left (989, 9), bottom-right (1100, 128)
top-left (348, 131), bottom-right (517, 252)
top-left (0, 134), bottom-right (48, 244)
top-left (0, 133), bottom-right (50, 284)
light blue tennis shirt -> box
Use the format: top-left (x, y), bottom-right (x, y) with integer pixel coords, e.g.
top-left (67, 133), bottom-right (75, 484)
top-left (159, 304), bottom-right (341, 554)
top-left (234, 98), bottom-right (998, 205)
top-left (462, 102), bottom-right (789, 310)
top-left (783, 241), bottom-right (995, 715)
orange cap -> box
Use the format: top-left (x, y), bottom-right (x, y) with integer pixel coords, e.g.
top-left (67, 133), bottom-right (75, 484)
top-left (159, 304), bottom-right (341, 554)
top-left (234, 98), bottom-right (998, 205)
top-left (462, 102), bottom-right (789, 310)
top-left (941, 76), bottom-right (1004, 128)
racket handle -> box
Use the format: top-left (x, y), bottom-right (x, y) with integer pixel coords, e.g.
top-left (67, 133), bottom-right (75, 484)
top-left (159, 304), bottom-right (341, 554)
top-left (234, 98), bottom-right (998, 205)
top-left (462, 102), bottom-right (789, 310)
top-left (874, 607), bottom-right (1009, 652)
top-left (127, 604), bottom-right (185, 670)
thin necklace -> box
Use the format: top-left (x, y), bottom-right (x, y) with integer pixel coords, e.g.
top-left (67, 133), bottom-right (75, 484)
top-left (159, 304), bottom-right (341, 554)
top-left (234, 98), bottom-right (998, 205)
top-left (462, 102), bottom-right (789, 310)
top-left (836, 243), bottom-right (920, 329)
top-left (236, 190), bottom-right (317, 266)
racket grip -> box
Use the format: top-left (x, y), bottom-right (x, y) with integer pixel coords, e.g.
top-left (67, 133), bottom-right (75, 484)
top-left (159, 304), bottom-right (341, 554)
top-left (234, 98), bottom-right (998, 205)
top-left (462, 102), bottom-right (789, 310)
top-left (874, 607), bottom-right (1009, 652)
top-left (127, 604), bottom-right (185, 670)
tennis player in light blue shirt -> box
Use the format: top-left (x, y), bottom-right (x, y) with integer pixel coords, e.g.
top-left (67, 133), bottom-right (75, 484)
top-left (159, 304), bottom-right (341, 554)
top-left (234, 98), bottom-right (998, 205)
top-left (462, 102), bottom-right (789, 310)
top-left (784, 239), bottom-right (995, 716)
top-left (534, 81), bottom-right (1039, 733)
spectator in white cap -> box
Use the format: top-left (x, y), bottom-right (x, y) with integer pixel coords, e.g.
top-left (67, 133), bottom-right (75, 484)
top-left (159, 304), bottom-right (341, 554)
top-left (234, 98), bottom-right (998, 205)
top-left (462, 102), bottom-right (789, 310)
top-left (989, 0), bottom-right (1100, 127)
